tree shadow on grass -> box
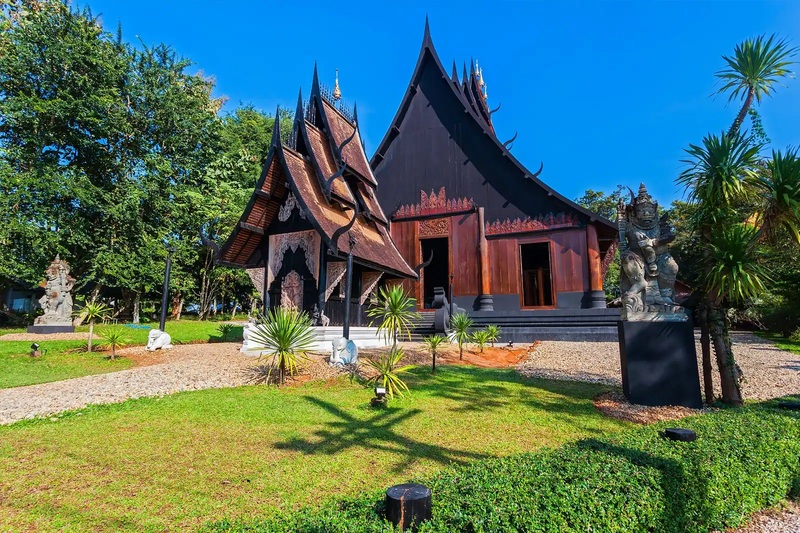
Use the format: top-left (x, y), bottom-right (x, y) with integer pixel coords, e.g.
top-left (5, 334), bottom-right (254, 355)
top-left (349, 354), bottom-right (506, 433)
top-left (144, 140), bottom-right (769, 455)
top-left (575, 438), bottom-right (710, 532)
top-left (273, 396), bottom-right (490, 474)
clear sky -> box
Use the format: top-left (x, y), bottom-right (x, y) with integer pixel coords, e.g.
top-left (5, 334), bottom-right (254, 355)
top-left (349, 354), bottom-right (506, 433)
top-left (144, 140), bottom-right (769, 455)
top-left (86, 0), bottom-right (800, 206)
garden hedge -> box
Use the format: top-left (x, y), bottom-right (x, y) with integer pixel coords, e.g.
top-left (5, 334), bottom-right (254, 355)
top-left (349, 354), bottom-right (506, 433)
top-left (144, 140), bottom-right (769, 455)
top-left (207, 402), bottom-right (800, 532)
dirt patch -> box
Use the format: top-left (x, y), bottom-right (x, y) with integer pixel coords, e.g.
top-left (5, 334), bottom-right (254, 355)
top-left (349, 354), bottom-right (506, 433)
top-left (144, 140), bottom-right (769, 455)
top-left (360, 342), bottom-right (532, 369)
top-left (593, 390), bottom-right (707, 425)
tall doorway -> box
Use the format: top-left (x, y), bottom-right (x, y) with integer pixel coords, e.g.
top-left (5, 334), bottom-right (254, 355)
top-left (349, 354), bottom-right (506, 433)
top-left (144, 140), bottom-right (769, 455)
top-left (421, 237), bottom-right (449, 309)
top-left (520, 242), bottom-right (554, 307)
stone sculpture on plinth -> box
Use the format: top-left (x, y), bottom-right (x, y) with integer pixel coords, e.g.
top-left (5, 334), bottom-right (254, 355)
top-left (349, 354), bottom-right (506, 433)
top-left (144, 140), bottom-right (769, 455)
top-left (617, 184), bottom-right (702, 408)
top-left (28, 255), bottom-right (76, 334)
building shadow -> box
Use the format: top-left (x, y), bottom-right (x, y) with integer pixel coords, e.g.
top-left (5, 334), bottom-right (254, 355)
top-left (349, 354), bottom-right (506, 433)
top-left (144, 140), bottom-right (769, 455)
top-left (273, 396), bottom-right (490, 473)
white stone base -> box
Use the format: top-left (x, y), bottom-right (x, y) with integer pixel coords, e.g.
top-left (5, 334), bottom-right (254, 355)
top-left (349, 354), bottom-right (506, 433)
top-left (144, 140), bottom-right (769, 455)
top-left (240, 325), bottom-right (389, 356)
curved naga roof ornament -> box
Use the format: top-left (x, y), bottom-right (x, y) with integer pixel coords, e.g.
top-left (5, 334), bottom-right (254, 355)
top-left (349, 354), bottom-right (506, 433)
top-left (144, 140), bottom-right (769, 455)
top-left (413, 250), bottom-right (434, 277)
top-left (330, 203), bottom-right (360, 255)
top-left (322, 124), bottom-right (357, 201)
top-left (502, 131), bottom-right (518, 150)
top-left (488, 102), bottom-right (501, 118)
top-left (527, 161), bottom-right (544, 181)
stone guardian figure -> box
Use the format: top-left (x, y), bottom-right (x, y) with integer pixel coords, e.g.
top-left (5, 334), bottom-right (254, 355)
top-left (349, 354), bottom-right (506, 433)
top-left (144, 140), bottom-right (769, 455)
top-left (34, 255), bottom-right (76, 326)
top-left (617, 183), bottom-right (685, 321)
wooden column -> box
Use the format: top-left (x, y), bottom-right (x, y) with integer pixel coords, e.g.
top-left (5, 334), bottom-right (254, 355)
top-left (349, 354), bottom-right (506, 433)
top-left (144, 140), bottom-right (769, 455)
top-left (316, 242), bottom-right (328, 323)
top-left (585, 223), bottom-right (606, 308)
top-left (262, 236), bottom-right (270, 312)
top-left (476, 207), bottom-right (493, 311)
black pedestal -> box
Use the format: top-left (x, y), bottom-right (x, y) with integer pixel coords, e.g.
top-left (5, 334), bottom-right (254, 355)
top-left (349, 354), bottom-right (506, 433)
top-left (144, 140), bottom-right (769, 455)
top-left (27, 324), bottom-right (75, 334)
top-left (618, 320), bottom-right (702, 409)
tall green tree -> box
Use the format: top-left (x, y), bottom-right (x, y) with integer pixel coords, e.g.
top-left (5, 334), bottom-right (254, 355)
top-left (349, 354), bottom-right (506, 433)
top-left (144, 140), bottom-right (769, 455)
top-left (678, 35), bottom-right (800, 405)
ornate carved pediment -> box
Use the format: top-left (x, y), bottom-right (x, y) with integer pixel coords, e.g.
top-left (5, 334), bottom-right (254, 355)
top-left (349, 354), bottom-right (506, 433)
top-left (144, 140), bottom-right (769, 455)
top-left (393, 187), bottom-right (475, 220)
top-left (485, 212), bottom-right (580, 236)
top-left (419, 218), bottom-right (449, 237)
top-left (324, 262), bottom-right (348, 302)
top-left (277, 192), bottom-right (307, 222)
top-left (268, 230), bottom-right (320, 289)
top-left (360, 272), bottom-right (383, 305)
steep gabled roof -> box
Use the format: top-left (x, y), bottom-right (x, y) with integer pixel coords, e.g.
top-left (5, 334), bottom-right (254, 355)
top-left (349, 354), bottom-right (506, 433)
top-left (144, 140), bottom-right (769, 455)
top-left (370, 19), bottom-right (617, 237)
top-left (218, 96), bottom-right (415, 279)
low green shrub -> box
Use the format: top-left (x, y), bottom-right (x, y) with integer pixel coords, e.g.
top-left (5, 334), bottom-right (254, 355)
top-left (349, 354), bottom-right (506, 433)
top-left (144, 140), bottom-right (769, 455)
top-left (205, 403), bottom-right (800, 533)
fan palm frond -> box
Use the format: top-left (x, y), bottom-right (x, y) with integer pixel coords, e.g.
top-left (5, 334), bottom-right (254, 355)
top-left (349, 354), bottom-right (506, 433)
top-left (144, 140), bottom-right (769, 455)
top-left (706, 224), bottom-right (770, 303)
top-left (248, 307), bottom-right (316, 385)
top-left (755, 148), bottom-right (800, 243)
top-left (716, 34), bottom-right (797, 104)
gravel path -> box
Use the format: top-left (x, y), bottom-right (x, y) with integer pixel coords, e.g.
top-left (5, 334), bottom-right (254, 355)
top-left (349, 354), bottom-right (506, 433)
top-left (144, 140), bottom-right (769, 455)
top-left (519, 332), bottom-right (800, 401)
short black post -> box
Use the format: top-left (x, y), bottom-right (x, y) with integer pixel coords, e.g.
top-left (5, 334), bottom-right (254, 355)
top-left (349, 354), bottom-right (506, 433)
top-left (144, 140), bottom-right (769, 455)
top-left (661, 428), bottom-right (697, 442)
top-left (448, 274), bottom-right (454, 321)
top-left (159, 246), bottom-right (176, 332)
top-left (385, 483), bottom-right (431, 531)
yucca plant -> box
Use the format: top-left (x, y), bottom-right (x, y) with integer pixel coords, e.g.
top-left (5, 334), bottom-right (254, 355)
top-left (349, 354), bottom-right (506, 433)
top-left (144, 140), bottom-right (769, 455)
top-left (364, 347), bottom-right (413, 399)
top-left (367, 285), bottom-right (417, 348)
top-left (450, 312), bottom-right (473, 360)
top-left (422, 334), bottom-right (446, 373)
top-left (217, 323), bottom-right (235, 342)
top-left (76, 302), bottom-right (110, 353)
top-left (472, 329), bottom-right (491, 353)
top-left (485, 324), bottom-right (501, 347)
top-left (248, 307), bottom-right (316, 385)
top-left (98, 326), bottom-right (129, 361)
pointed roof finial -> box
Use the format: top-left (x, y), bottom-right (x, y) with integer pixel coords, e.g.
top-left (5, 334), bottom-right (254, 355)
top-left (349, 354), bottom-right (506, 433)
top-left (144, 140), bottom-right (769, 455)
top-left (271, 105), bottom-right (282, 146)
top-left (333, 68), bottom-right (342, 100)
top-left (311, 62), bottom-right (320, 95)
top-left (424, 15), bottom-right (430, 39)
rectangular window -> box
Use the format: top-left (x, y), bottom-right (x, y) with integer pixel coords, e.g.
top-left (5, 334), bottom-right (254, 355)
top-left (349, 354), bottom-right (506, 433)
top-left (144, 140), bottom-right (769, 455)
top-left (520, 242), bottom-right (554, 307)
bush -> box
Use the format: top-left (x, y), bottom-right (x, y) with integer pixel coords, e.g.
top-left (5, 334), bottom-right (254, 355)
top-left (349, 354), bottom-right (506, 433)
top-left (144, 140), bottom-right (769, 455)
top-left (205, 403), bottom-right (800, 532)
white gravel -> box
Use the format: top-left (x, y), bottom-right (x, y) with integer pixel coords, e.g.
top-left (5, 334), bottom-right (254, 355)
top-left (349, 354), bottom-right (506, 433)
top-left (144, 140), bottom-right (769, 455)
top-left (519, 332), bottom-right (800, 401)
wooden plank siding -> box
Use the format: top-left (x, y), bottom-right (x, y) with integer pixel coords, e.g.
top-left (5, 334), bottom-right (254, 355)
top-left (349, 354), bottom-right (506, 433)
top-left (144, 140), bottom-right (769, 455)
top-left (550, 229), bottom-right (589, 293)
top-left (389, 220), bottom-right (419, 299)
top-left (488, 238), bottom-right (520, 295)
top-left (450, 213), bottom-right (479, 297)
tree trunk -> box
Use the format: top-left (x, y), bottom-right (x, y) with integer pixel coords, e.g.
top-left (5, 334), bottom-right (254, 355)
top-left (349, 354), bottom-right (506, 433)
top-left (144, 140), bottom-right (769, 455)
top-left (212, 297), bottom-right (217, 316)
top-left (132, 293), bottom-right (140, 324)
top-left (729, 89), bottom-right (755, 136)
top-left (231, 299), bottom-right (238, 320)
top-left (88, 321), bottom-right (94, 353)
top-left (708, 302), bottom-right (743, 405)
top-left (171, 292), bottom-right (183, 321)
top-left (699, 304), bottom-right (714, 404)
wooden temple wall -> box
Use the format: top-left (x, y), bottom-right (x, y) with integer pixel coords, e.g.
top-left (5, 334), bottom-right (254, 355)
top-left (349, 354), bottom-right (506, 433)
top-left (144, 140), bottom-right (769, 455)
top-left (392, 215), bottom-right (594, 310)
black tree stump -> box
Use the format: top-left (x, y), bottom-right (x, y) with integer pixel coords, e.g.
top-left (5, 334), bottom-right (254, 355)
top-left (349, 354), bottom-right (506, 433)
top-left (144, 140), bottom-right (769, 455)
top-left (661, 428), bottom-right (698, 442)
top-left (385, 483), bottom-right (431, 531)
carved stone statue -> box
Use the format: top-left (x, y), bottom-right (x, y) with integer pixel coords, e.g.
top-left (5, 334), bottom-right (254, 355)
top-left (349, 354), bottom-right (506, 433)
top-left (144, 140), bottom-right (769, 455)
top-left (330, 336), bottom-right (358, 365)
top-left (312, 304), bottom-right (330, 327)
top-left (146, 329), bottom-right (173, 351)
top-left (618, 183), bottom-right (686, 321)
top-left (34, 255), bottom-right (76, 325)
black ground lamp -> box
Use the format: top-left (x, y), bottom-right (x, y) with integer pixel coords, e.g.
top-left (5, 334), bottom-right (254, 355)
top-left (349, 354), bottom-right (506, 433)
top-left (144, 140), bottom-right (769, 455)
top-left (159, 244), bottom-right (177, 332)
top-left (371, 386), bottom-right (387, 406)
top-left (30, 342), bottom-right (40, 357)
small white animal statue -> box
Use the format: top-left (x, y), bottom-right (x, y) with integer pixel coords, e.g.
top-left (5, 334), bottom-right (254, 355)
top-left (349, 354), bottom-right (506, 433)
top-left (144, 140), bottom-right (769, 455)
top-left (330, 336), bottom-right (358, 366)
top-left (146, 329), bottom-right (173, 351)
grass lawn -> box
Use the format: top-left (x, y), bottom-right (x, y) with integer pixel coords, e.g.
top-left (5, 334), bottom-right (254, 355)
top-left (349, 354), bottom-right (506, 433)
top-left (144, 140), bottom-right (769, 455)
top-left (760, 332), bottom-right (800, 355)
top-left (0, 366), bottom-right (630, 532)
top-left (0, 320), bottom-right (243, 389)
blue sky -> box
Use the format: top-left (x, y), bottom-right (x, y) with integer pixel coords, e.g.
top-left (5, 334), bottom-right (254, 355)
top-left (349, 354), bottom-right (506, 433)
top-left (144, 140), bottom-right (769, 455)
top-left (87, 0), bottom-right (800, 205)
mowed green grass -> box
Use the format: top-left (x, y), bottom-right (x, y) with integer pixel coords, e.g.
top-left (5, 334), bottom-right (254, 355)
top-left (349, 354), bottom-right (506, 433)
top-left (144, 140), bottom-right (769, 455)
top-left (0, 366), bottom-right (630, 532)
top-left (760, 332), bottom-right (800, 355)
top-left (0, 321), bottom-right (242, 389)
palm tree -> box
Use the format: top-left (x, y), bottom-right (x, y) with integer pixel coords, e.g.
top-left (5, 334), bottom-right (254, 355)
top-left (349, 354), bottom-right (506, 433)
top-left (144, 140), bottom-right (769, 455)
top-left (450, 312), bottom-right (473, 360)
top-left (367, 285), bottom-right (417, 349)
top-left (679, 134), bottom-right (800, 405)
top-left (364, 346), bottom-right (414, 399)
top-left (98, 327), bottom-right (129, 361)
top-left (422, 334), bottom-right (446, 373)
top-left (248, 307), bottom-right (316, 385)
top-left (716, 34), bottom-right (797, 136)
top-left (76, 302), bottom-right (109, 353)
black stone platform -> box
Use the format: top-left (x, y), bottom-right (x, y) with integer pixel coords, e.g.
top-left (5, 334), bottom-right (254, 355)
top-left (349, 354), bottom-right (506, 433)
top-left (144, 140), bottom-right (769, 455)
top-left (618, 320), bottom-right (702, 409)
top-left (27, 324), bottom-right (75, 334)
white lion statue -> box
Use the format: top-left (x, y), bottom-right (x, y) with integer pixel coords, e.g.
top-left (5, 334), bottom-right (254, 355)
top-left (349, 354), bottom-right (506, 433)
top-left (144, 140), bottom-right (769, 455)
top-left (146, 329), bottom-right (173, 351)
top-left (330, 337), bottom-right (358, 366)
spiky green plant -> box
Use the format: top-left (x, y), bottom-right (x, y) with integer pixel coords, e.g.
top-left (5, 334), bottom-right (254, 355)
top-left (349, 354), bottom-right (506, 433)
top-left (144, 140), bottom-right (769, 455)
top-left (217, 323), bottom-right (235, 341)
top-left (367, 285), bottom-right (417, 348)
top-left (422, 334), bottom-right (446, 373)
top-left (248, 307), bottom-right (316, 385)
top-left (715, 34), bottom-right (798, 136)
top-left (76, 302), bottom-right (110, 353)
top-left (472, 329), bottom-right (491, 353)
top-left (485, 324), bottom-right (501, 347)
top-left (450, 312), bottom-right (473, 360)
top-left (364, 347), bottom-right (413, 399)
top-left (98, 326), bottom-right (129, 361)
